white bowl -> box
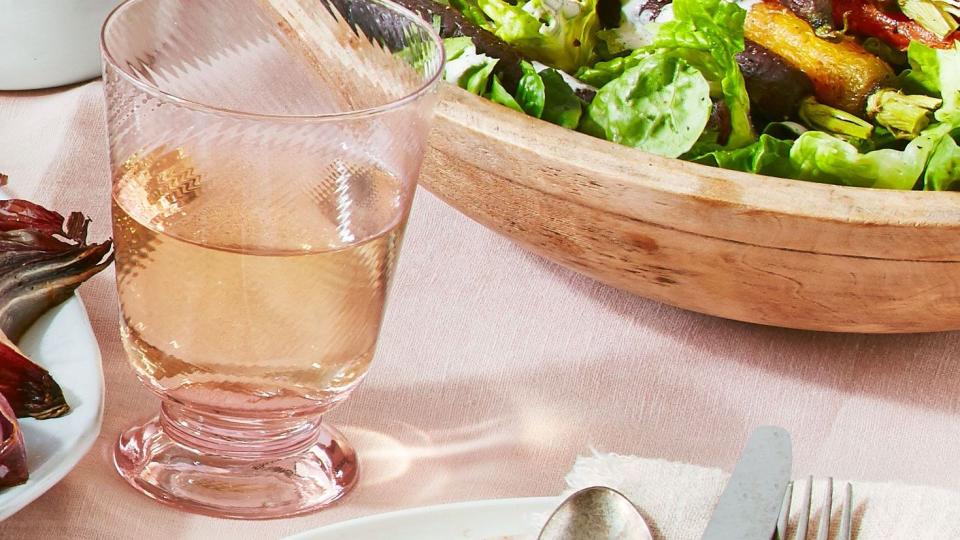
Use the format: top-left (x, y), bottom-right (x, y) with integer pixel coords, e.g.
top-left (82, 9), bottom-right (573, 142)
top-left (0, 0), bottom-right (121, 90)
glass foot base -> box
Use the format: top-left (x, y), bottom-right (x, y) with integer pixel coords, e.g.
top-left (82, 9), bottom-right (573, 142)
top-left (114, 405), bottom-right (358, 519)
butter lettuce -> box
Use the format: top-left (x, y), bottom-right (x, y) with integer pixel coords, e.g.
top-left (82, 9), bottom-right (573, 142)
top-left (442, 37), bottom-right (499, 95)
top-left (901, 42), bottom-right (960, 123)
top-left (787, 124), bottom-right (953, 189)
top-left (516, 61), bottom-right (546, 117)
top-left (513, 61), bottom-right (583, 128)
top-left (585, 53), bottom-right (711, 157)
top-left (477, 0), bottom-right (600, 72)
top-left (696, 135), bottom-right (800, 178)
top-left (540, 68), bottom-right (584, 128)
top-left (579, 0), bottom-right (754, 154)
top-left (449, 0), bottom-right (493, 30)
top-left (645, 0), bottom-right (753, 150)
top-left (575, 50), bottom-right (647, 88)
top-left (487, 75), bottom-right (523, 113)
top-left (924, 129), bottom-right (960, 190)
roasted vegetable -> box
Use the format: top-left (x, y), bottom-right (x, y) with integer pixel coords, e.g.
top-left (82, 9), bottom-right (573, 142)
top-left (779, 0), bottom-right (838, 37)
top-left (898, 0), bottom-right (958, 40)
top-left (867, 88), bottom-right (942, 137)
top-left (736, 39), bottom-right (815, 120)
top-left (798, 95), bottom-right (875, 138)
top-left (0, 393), bottom-right (28, 487)
top-left (745, 2), bottom-right (895, 114)
top-left (0, 199), bottom-right (113, 342)
top-left (0, 335), bottom-right (67, 419)
top-left (833, 0), bottom-right (960, 49)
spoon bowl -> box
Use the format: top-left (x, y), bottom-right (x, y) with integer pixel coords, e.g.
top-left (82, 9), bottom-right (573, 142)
top-left (537, 486), bottom-right (654, 540)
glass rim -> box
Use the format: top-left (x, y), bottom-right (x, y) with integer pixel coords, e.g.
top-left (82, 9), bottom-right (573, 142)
top-left (100, 0), bottom-right (445, 122)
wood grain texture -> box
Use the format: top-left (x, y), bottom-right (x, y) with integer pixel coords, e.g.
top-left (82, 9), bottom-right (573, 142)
top-left (420, 85), bottom-right (960, 332)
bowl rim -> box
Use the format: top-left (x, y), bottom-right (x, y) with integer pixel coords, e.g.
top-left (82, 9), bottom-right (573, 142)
top-left (437, 84), bottom-right (960, 230)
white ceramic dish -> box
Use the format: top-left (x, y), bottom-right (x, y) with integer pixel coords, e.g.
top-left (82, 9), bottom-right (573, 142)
top-left (284, 497), bottom-right (557, 540)
top-left (0, 0), bottom-right (121, 90)
top-left (0, 295), bottom-right (105, 521)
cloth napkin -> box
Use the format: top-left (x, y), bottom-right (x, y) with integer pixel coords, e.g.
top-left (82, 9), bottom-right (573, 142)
top-left (540, 452), bottom-right (960, 540)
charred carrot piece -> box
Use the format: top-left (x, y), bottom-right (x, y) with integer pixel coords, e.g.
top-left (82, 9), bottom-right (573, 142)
top-left (745, 2), bottom-right (894, 114)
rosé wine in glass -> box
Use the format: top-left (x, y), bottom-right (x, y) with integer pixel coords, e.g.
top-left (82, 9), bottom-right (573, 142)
top-left (101, 0), bottom-right (443, 519)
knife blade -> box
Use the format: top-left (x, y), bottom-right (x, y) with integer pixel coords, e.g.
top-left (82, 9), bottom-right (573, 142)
top-left (701, 426), bottom-right (792, 540)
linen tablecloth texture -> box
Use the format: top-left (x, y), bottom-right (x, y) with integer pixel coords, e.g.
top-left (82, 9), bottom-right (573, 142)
top-left (1, 81), bottom-right (959, 539)
top-left (558, 453), bottom-right (960, 540)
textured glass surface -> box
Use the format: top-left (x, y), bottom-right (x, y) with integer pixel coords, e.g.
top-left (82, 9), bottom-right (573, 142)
top-left (102, 0), bottom-right (442, 519)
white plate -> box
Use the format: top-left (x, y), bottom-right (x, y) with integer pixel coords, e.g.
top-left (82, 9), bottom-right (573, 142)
top-left (0, 295), bottom-right (105, 520)
top-left (284, 497), bottom-right (558, 540)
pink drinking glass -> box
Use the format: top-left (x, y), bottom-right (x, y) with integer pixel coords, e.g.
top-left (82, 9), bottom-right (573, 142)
top-left (100, 0), bottom-right (443, 519)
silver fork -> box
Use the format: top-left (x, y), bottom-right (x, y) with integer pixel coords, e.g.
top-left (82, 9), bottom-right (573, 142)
top-left (775, 476), bottom-right (853, 540)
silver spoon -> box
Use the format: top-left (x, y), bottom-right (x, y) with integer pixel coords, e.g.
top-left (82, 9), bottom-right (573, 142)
top-left (537, 486), bottom-right (654, 540)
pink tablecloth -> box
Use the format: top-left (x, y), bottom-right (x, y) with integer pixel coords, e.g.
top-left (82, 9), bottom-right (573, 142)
top-left (1, 81), bottom-right (959, 539)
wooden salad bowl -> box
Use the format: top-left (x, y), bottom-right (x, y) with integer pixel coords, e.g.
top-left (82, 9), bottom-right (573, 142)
top-left (421, 85), bottom-right (960, 333)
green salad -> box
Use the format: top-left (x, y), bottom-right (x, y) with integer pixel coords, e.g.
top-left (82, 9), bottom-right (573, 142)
top-left (412, 0), bottom-right (960, 190)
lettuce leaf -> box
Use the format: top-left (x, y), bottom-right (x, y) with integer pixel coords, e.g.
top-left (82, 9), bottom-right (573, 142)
top-left (575, 50), bottom-right (647, 88)
top-left (577, 0), bottom-right (753, 150)
top-left (901, 41), bottom-right (942, 95)
top-left (512, 0), bottom-right (754, 157)
top-left (585, 53), bottom-right (712, 158)
top-left (449, 0), bottom-right (493, 30)
top-left (645, 0), bottom-right (754, 150)
top-left (487, 75), bottom-right (523, 113)
top-left (512, 61), bottom-right (584, 128)
top-left (924, 129), bottom-right (960, 190)
top-left (901, 42), bottom-right (960, 124)
top-left (477, 0), bottom-right (600, 72)
top-left (516, 61), bottom-right (547, 117)
top-left (443, 36), bottom-right (476, 62)
top-left (442, 37), bottom-right (499, 95)
top-left (540, 68), bottom-right (584, 128)
top-left (787, 124), bottom-right (953, 189)
top-left (695, 135), bottom-right (800, 178)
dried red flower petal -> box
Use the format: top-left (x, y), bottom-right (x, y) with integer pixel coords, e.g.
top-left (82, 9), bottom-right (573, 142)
top-left (0, 198), bottom-right (113, 343)
top-left (0, 180), bottom-right (113, 420)
top-left (0, 335), bottom-right (68, 419)
top-left (0, 392), bottom-right (28, 488)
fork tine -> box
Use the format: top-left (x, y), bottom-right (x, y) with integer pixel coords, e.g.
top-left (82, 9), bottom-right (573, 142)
top-left (839, 483), bottom-right (853, 540)
top-left (814, 478), bottom-right (833, 540)
top-left (777, 481), bottom-right (793, 540)
top-left (795, 476), bottom-right (813, 540)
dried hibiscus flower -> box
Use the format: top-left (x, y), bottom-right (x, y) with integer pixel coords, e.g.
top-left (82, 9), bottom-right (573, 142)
top-left (0, 392), bottom-right (27, 488)
top-left (0, 178), bottom-right (113, 420)
top-left (0, 198), bottom-right (114, 343)
top-left (0, 334), bottom-right (69, 420)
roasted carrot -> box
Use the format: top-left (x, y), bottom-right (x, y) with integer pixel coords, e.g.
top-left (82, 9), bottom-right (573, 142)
top-left (745, 2), bottom-right (894, 114)
top-left (778, 0), bottom-right (837, 36)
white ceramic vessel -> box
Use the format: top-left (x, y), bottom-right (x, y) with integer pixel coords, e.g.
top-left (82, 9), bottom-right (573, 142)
top-left (0, 296), bottom-right (105, 520)
top-left (0, 0), bottom-right (121, 90)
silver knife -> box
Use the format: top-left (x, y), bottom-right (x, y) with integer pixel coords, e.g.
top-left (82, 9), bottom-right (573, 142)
top-left (701, 426), bottom-right (792, 540)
